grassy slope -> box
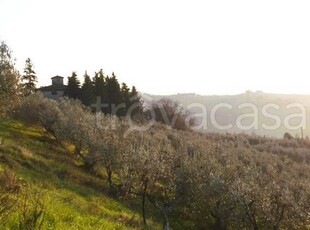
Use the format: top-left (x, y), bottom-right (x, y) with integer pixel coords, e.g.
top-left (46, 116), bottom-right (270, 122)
top-left (0, 120), bottom-right (165, 230)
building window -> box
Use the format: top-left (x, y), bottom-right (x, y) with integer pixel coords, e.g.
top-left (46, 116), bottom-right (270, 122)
top-left (51, 91), bottom-right (57, 95)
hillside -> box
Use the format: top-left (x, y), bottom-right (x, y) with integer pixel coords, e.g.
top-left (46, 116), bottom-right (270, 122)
top-left (0, 118), bottom-right (310, 229)
top-left (0, 120), bottom-right (165, 229)
top-left (143, 91), bottom-right (310, 138)
top-left (0, 94), bottom-right (310, 229)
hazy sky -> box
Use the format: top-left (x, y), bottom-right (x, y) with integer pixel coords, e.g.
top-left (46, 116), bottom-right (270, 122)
top-left (1, 0), bottom-right (310, 95)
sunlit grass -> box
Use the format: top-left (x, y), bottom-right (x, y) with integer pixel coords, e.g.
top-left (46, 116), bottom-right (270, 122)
top-left (0, 120), bottom-right (163, 229)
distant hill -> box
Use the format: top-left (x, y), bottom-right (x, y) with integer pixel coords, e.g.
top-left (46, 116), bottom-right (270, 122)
top-left (142, 91), bottom-right (310, 138)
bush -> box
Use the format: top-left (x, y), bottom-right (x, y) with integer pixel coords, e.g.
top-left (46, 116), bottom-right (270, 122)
top-left (18, 188), bottom-right (46, 230)
top-left (53, 98), bottom-right (94, 157)
top-left (0, 41), bottom-right (21, 119)
top-left (15, 93), bottom-right (60, 135)
top-left (145, 98), bottom-right (191, 130)
top-left (0, 168), bottom-right (21, 221)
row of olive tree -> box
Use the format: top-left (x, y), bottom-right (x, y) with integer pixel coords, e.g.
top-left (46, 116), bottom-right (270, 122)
top-left (16, 93), bottom-right (310, 229)
top-left (16, 94), bottom-right (182, 228)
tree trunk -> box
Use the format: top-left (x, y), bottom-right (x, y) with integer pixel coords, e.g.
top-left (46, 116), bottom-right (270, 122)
top-left (74, 146), bottom-right (81, 156)
top-left (146, 195), bottom-right (170, 230)
top-left (142, 179), bottom-right (148, 226)
top-left (211, 211), bottom-right (227, 230)
top-left (273, 207), bottom-right (285, 230)
top-left (74, 143), bottom-right (83, 158)
top-left (106, 167), bottom-right (113, 191)
top-left (162, 209), bottom-right (170, 230)
top-left (244, 201), bottom-right (259, 230)
top-left (213, 217), bottom-right (226, 230)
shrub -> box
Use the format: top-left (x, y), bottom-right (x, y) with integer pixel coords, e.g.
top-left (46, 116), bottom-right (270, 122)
top-left (145, 98), bottom-right (190, 130)
top-left (18, 188), bottom-right (46, 230)
top-left (15, 93), bottom-right (60, 135)
top-left (0, 168), bottom-right (21, 221)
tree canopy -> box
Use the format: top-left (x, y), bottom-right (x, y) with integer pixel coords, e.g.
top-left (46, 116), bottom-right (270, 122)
top-left (66, 70), bottom-right (142, 117)
top-left (0, 41), bottom-right (20, 117)
top-left (21, 58), bottom-right (37, 96)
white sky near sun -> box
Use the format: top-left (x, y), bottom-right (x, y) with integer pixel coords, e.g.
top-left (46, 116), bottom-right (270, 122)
top-left (0, 0), bottom-right (310, 95)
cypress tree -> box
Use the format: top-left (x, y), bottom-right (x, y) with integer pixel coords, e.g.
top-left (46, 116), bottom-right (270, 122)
top-left (106, 72), bottom-right (121, 115)
top-left (129, 86), bottom-right (143, 117)
top-left (93, 69), bottom-right (105, 100)
top-left (66, 71), bottom-right (81, 99)
top-left (81, 71), bottom-right (94, 106)
top-left (21, 58), bottom-right (37, 96)
top-left (120, 82), bottom-right (130, 116)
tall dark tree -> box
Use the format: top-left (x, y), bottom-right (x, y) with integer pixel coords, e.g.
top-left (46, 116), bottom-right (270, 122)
top-left (105, 72), bottom-right (121, 115)
top-left (93, 69), bottom-right (105, 100)
top-left (66, 71), bottom-right (81, 99)
top-left (0, 41), bottom-right (20, 117)
top-left (120, 83), bottom-right (130, 116)
top-left (128, 86), bottom-right (143, 117)
top-left (21, 58), bottom-right (37, 96)
top-left (72, 69), bottom-right (143, 117)
top-left (81, 71), bottom-right (94, 106)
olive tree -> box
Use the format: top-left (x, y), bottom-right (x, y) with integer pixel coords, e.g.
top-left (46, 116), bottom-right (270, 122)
top-left (15, 93), bottom-right (60, 136)
top-left (86, 114), bottom-right (127, 193)
top-left (52, 98), bottom-right (94, 157)
top-left (121, 124), bottom-right (181, 229)
top-left (0, 41), bottom-right (21, 117)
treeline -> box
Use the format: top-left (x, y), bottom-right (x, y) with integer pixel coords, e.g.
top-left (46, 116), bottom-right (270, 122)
top-left (0, 41), bottom-right (192, 129)
top-left (0, 40), bottom-right (143, 118)
top-left (65, 70), bottom-right (142, 116)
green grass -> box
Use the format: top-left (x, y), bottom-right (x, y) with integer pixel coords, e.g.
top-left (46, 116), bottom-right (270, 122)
top-left (0, 120), bottom-right (164, 229)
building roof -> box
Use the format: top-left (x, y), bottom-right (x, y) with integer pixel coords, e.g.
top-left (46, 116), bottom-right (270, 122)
top-left (51, 75), bottom-right (64, 79)
top-left (39, 84), bottom-right (67, 92)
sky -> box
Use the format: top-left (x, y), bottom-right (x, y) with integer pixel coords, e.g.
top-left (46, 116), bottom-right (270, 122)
top-left (0, 0), bottom-right (310, 95)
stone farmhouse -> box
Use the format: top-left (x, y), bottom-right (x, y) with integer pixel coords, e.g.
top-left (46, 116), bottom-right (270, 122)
top-left (39, 76), bottom-right (67, 99)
